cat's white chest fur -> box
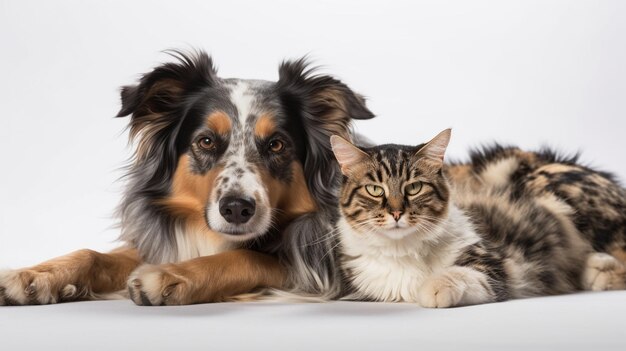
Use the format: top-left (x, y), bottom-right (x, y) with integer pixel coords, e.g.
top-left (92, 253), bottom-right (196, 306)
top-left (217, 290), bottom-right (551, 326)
top-left (339, 205), bottom-right (480, 303)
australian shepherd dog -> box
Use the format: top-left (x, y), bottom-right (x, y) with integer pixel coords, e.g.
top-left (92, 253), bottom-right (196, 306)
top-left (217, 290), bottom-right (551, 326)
top-left (0, 50), bottom-right (374, 305)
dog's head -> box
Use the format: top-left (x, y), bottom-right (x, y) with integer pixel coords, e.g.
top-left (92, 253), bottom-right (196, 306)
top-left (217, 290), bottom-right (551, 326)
top-left (117, 51), bottom-right (373, 257)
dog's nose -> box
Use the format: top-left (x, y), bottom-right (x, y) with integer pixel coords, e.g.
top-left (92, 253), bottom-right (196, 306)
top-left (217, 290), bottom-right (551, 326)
top-left (219, 196), bottom-right (256, 224)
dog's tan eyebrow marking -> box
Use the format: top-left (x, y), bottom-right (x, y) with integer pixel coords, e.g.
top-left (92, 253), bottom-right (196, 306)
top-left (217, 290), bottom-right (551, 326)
top-left (254, 113), bottom-right (277, 139)
top-left (206, 111), bottom-right (232, 135)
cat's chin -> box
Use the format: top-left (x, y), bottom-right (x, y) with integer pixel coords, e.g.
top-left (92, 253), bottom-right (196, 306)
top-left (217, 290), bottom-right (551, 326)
top-left (379, 227), bottom-right (419, 240)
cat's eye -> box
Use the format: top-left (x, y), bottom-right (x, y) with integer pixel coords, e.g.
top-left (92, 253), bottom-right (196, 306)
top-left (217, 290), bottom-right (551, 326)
top-left (365, 185), bottom-right (385, 197)
top-left (405, 181), bottom-right (423, 196)
top-left (198, 137), bottom-right (216, 150)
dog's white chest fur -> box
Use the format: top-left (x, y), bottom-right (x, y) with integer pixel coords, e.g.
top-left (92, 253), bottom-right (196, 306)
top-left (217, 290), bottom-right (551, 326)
top-left (174, 224), bottom-right (236, 262)
top-left (338, 205), bottom-right (479, 303)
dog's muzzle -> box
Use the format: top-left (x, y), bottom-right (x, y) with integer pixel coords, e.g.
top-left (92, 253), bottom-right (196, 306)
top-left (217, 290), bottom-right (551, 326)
top-left (218, 196), bottom-right (256, 225)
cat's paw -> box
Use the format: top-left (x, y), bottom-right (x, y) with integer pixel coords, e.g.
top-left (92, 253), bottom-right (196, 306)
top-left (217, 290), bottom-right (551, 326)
top-left (0, 269), bottom-right (80, 306)
top-left (127, 264), bottom-right (192, 306)
top-left (418, 277), bottom-right (463, 308)
top-left (583, 253), bottom-right (626, 291)
top-left (418, 266), bottom-right (494, 308)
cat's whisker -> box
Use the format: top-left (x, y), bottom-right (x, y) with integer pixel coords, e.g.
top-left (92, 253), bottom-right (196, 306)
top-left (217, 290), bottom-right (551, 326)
top-left (317, 237), bottom-right (344, 266)
top-left (413, 216), bottom-right (482, 250)
top-left (301, 231), bottom-right (341, 248)
top-left (315, 219), bottom-right (384, 264)
top-left (303, 219), bottom-right (381, 248)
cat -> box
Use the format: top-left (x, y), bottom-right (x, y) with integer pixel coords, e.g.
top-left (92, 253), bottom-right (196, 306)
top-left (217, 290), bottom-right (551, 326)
top-left (329, 129), bottom-right (626, 307)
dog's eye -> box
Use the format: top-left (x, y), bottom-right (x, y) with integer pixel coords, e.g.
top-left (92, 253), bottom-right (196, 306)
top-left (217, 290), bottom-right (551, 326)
top-left (268, 139), bottom-right (284, 153)
top-left (405, 181), bottom-right (423, 196)
top-left (365, 185), bottom-right (384, 197)
top-left (198, 137), bottom-right (215, 150)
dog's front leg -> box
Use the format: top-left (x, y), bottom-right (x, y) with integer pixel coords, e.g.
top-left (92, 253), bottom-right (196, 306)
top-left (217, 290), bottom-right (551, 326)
top-left (127, 249), bottom-right (286, 306)
top-left (0, 248), bottom-right (141, 305)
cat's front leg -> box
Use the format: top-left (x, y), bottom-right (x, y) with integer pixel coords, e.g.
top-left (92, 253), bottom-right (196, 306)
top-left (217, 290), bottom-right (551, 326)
top-left (418, 266), bottom-right (495, 308)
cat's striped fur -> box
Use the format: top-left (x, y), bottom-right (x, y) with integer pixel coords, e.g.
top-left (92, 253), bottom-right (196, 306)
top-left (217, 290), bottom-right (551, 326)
top-left (330, 129), bottom-right (626, 307)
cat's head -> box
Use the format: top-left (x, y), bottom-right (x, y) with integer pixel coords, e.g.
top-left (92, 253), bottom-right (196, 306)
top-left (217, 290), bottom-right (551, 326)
top-left (330, 129), bottom-right (452, 240)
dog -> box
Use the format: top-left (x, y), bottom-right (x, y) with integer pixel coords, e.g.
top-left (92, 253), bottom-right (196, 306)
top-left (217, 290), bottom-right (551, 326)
top-left (0, 50), bottom-right (374, 306)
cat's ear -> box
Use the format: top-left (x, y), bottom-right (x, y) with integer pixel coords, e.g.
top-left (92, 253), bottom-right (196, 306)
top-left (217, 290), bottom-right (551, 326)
top-left (416, 128), bottom-right (452, 164)
top-left (330, 135), bottom-right (369, 175)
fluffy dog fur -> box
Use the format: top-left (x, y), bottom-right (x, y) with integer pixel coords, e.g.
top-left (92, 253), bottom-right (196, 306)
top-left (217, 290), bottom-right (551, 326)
top-left (0, 50), bottom-right (374, 306)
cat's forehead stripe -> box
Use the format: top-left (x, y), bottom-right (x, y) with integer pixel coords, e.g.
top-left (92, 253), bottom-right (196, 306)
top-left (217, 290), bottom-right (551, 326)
top-left (398, 156), bottom-right (405, 178)
top-left (381, 160), bottom-right (391, 177)
top-left (371, 148), bottom-right (416, 180)
top-left (376, 169), bottom-right (384, 182)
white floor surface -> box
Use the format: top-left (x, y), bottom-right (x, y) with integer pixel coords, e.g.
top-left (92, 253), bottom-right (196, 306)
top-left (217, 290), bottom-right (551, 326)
top-left (0, 292), bottom-right (624, 351)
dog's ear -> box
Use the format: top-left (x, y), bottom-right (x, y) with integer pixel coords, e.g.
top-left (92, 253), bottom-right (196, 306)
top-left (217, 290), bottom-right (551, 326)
top-left (277, 58), bottom-right (374, 138)
top-left (116, 50), bottom-right (218, 162)
top-left (277, 58), bottom-right (375, 208)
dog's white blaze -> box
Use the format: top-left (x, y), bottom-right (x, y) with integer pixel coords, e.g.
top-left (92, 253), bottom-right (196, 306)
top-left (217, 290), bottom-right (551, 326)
top-left (230, 81), bottom-right (254, 124)
top-left (339, 204), bottom-right (480, 302)
top-left (204, 81), bottom-right (272, 241)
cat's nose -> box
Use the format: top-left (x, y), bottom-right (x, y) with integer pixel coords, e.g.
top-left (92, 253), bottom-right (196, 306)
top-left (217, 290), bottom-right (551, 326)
top-left (391, 211), bottom-right (403, 221)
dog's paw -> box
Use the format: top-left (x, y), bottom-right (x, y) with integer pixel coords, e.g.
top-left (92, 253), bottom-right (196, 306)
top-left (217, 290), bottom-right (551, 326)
top-left (0, 269), bottom-right (80, 306)
top-left (418, 266), bottom-right (493, 308)
top-left (127, 264), bottom-right (192, 306)
top-left (583, 253), bottom-right (626, 291)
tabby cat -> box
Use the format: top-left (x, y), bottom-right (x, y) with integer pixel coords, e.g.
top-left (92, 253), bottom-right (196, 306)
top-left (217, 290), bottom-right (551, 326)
top-left (330, 129), bottom-right (626, 307)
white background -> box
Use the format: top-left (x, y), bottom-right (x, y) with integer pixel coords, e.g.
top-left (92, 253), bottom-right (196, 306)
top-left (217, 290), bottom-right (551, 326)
top-left (1, 0), bottom-right (625, 268)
